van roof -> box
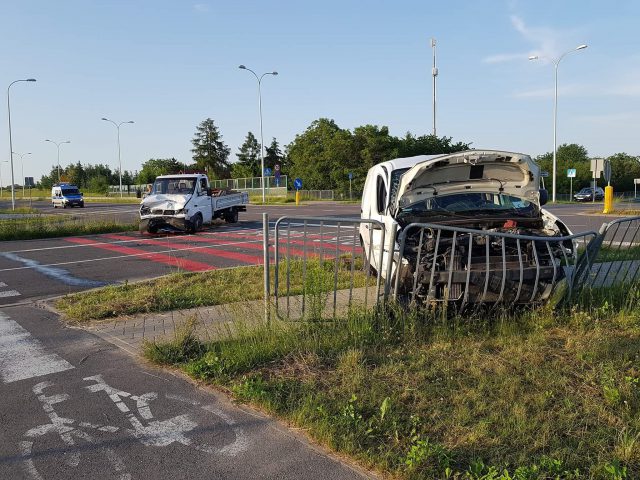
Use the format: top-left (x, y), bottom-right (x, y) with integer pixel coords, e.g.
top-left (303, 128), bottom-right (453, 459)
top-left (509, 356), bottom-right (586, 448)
top-left (373, 155), bottom-right (441, 173)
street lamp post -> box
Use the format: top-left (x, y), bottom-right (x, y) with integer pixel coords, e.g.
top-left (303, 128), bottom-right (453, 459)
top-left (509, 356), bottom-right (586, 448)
top-left (102, 118), bottom-right (134, 198)
top-left (7, 78), bottom-right (36, 210)
top-left (529, 44), bottom-right (588, 203)
top-left (12, 151), bottom-right (31, 198)
top-left (45, 139), bottom-right (71, 183)
top-left (238, 65), bottom-right (278, 205)
top-left (431, 38), bottom-right (438, 137)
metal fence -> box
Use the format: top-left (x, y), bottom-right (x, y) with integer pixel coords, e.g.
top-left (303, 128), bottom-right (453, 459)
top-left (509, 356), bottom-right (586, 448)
top-left (288, 190), bottom-right (335, 201)
top-left (393, 223), bottom-right (597, 307)
top-left (211, 176), bottom-right (288, 196)
top-left (576, 216), bottom-right (640, 290)
top-left (263, 215), bottom-right (640, 318)
top-left (267, 216), bottom-right (388, 321)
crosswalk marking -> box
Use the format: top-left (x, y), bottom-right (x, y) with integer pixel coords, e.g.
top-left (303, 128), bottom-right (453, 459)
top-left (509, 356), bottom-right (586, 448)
top-left (0, 312), bottom-right (74, 384)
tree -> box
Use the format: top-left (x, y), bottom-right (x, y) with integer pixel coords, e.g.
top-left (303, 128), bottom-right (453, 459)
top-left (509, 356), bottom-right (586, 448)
top-left (137, 158), bottom-right (183, 184)
top-left (394, 133), bottom-right (471, 158)
top-left (535, 144), bottom-right (590, 194)
top-left (232, 132), bottom-right (261, 178)
top-left (264, 138), bottom-right (284, 171)
top-left (191, 118), bottom-right (231, 179)
top-left (607, 153), bottom-right (640, 192)
top-left (287, 118), bottom-right (356, 192)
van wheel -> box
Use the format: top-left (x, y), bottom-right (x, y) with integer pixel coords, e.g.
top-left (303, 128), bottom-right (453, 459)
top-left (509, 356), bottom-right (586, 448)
top-left (225, 208), bottom-right (238, 223)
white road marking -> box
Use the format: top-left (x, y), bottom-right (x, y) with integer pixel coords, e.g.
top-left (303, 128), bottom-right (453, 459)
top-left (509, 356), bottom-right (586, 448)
top-left (1, 252), bottom-right (107, 287)
top-left (0, 289), bottom-right (21, 298)
top-left (0, 313), bottom-right (74, 384)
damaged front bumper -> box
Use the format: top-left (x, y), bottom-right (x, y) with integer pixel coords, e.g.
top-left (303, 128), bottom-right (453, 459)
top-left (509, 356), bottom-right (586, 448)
top-left (139, 215), bottom-right (192, 233)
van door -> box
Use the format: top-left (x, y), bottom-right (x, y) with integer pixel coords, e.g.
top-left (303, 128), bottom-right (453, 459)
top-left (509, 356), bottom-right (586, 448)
top-left (361, 167), bottom-right (388, 273)
top-left (195, 177), bottom-right (212, 224)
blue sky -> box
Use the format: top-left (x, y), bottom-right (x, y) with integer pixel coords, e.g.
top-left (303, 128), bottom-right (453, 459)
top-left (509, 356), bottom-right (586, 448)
top-left (1, 0), bottom-right (639, 183)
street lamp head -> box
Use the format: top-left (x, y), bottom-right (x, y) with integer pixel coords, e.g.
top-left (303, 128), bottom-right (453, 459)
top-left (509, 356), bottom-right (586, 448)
top-left (26, 79), bottom-right (36, 82)
top-left (126, 121), bottom-right (134, 124)
top-left (63, 140), bottom-right (71, 144)
top-left (272, 71), bottom-right (278, 76)
top-left (238, 65), bottom-right (246, 69)
top-left (576, 44), bottom-right (588, 51)
top-left (45, 139), bottom-right (52, 143)
top-left (528, 55), bottom-right (539, 60)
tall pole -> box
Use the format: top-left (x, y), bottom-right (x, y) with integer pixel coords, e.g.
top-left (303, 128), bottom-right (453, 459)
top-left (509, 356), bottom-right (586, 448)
top-left (102, 118), bottom-right (134, 198)
top-left (529, 45), bottom-right (587, 203)
top-left (239, 65), bottom-right (278, 205)
top-left (45, 139), bottom-right (70, 183)
top-left (431, 38), bottom-right (438, 137)
top-left (7, 78), bottom-right (36, 211)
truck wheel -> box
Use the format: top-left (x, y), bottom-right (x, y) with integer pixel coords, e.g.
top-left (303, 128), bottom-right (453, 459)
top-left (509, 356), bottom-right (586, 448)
top-left (189, 214), bottom-right (203, 233)
top-left (62, 203), bottom-right (67, 209)
top-left (225, 208), bottom-right (238, 223)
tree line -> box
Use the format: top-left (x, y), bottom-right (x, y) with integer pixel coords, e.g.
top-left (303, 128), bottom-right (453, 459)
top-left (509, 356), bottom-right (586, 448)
top-left (37, 117), bottom-right (640, 195)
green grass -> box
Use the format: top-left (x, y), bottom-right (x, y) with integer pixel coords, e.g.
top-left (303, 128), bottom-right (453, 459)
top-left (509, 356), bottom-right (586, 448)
top-left (0, 215), bottom-right (137, 241)
top-left (56, 257), bottom-right (372, 323)
top-left (0, 207), bottom-right (38, 214)
top-left (248, 195), bottom-right (295, 205)
top-left (144, 283), bottom-right (640, 479)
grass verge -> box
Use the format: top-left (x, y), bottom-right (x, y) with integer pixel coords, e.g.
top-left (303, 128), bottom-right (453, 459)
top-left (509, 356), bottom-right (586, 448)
top-left (0, 215), bottom-right (137, 241)
top-left (56, 257), bottom-right (372, 323)
top-left (144, 283), bottom-right (640, 479)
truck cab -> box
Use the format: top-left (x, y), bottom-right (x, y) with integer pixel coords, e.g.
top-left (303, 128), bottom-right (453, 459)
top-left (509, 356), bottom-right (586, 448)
top-left (51, 183), bottom-right (84, 208)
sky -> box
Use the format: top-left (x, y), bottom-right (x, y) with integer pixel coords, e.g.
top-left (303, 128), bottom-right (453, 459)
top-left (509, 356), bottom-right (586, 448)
top-left (1, 0), bottom-right (639, 185)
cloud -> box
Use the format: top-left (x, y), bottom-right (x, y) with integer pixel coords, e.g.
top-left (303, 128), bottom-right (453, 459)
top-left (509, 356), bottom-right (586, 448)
top-left (193, 3), bottom-right (210, 13)
top-left (483, 15), bottom-right (582, 65)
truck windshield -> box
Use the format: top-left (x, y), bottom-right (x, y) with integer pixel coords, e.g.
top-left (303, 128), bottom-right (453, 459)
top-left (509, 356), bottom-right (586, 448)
top-left (398, 192), bottom-right (538, 218)
top-left (62, 188), bottom-right (80, 195)
top-left (152, 178), bottom-right (196, 195)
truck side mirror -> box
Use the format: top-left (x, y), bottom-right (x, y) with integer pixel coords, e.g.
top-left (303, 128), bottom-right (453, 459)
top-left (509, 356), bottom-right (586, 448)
top-left (539, 189), bottom-right (549, 206)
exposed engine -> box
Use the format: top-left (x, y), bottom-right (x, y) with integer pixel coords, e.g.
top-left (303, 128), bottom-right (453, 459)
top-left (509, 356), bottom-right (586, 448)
top-left (398, 220), bottom-right (573, 305)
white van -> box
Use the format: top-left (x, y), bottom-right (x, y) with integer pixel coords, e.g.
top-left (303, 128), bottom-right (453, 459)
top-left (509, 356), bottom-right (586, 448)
top-left (359, 150), bottom-right (572, 303)
top-left (51, 183), bottom-right (84, 208)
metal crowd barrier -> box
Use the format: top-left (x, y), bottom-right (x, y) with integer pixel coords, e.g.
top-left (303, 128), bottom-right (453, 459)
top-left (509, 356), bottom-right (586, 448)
top-left (269, 216), bottom-right (387, 320)
top-left (392, 223), bottom-right (598, 308)
top-left (580, 216), bottom-right (640, 289)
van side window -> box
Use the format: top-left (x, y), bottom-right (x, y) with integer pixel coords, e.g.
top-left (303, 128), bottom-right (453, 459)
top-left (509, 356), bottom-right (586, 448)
top-left (376, 176), bottom-right (387, 214)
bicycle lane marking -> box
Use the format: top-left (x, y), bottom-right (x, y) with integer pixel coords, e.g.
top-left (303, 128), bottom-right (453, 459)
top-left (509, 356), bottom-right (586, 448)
top-left (20, 374), bottom-right (250, 479)
top-left (0, 312), bottom-right (74, 384)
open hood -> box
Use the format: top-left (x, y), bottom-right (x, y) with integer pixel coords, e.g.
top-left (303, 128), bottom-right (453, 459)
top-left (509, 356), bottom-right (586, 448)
top-left (393, 150), bottom-right (541, 213)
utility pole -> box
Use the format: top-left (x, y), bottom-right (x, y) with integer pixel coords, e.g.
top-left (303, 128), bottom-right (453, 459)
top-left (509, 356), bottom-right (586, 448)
top-left (431, 38), bottom-right (438, 137)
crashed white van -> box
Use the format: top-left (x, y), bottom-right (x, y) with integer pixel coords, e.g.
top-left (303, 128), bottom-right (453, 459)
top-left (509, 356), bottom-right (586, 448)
top-left (360, 150), bottom-right (572, 304)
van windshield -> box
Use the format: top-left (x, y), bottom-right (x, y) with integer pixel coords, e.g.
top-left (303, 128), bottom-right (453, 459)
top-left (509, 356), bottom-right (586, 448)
top-left (62, 188), bottom-right (80, 195)
top-left (152, 178), bottom-right (196, 195)
top-left (398, 192), bottom-right (539, 219)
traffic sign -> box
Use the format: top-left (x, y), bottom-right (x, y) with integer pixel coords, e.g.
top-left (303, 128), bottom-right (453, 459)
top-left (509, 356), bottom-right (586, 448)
top-left (348, 172), bottom-right (353, 180)
top-left (567, 169), bottom-right (576, 178)
top-left (603, 160), bottom-right (612, 184)
top-left (24, 177), bottom-right (35, 187)
top-left (264, 168), bottom-right (272, 177)
top-left (590, 158), bottom-right (604, 177)
top-left (635, 178), bottom-right (640, 185)
top-left (293, 178), bottom-right (303, 190)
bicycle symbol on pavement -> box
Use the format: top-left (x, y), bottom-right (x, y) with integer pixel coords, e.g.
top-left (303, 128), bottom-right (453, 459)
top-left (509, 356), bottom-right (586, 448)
top-left (20, 374), bottom-right (248, 479)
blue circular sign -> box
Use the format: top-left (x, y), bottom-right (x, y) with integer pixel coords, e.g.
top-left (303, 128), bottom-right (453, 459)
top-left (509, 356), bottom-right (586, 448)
top-left (264, 168), bottom-right (272, 176)
top-left (294, 178), bottom-right (303, 190)
top-left (348, 172), bottom-right (353, 180)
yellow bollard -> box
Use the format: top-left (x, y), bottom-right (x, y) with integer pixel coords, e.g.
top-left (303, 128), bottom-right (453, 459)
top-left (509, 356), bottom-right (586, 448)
top-left (603, 185), bottom-right (614, 214)
top-left (295, 190), bottom-right (300, 206)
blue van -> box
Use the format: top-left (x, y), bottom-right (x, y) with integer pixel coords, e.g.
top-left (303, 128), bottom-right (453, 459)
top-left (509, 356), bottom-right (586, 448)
top-left (51, 183), bottom-right (84, 208)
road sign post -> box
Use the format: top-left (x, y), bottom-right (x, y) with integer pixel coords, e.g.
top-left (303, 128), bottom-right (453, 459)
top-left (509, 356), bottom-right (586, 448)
top-left (567, 168), bottom-right (576, 201)
top-left (590, 159), bottom-right (604, 205)
top-left (348, 172), bottom-right (353, 201)
top-left (635, 178), bottom-right (640, 199)
top-left (274, 164), bottom-right (281, 188)
top-left (293, 178), bottom-right (302, 206)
